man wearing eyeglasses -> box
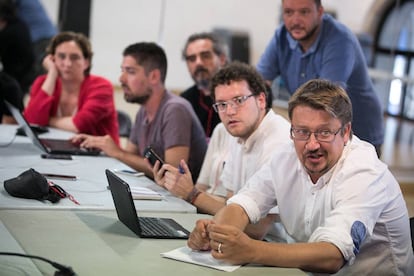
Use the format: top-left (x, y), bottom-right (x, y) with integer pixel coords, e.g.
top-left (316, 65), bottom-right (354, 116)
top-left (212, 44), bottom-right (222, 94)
top-left (153, 61), bottom-right (291, 240)
top-left (187, 79), bottom-right (413, 275)
top-left (181, 32), bottom-right (227, 139)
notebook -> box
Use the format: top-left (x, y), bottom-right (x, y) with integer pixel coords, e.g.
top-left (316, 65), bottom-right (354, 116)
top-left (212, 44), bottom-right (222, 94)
top-left (5, 100), bottom-right (100, 156)
top-left (105, 169), bottom-right (190, 239)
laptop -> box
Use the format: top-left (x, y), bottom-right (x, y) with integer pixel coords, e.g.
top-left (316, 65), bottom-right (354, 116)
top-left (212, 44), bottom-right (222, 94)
top-left (105, 169), bottom-right (190, 239)
top-left (5, 100), bottom-right (100, 156)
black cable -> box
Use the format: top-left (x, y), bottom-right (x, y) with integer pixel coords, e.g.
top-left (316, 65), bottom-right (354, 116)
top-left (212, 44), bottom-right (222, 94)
top-left (0, 252), bottom-right (76, 276)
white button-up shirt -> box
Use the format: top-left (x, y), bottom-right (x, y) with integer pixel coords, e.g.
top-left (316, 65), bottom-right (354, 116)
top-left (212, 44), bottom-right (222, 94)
top-left (228, 137), bottom-right (414, 275)
top-left (221, 110), bottom-right (291, 193)
top-left (196, 123), bottom-right (231, 197)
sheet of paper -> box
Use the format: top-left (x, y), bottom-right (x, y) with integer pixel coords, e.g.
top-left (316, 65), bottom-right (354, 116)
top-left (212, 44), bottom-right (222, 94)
top-left (130, 186), bottom-right (163, 200)
top-left (111, 168), bottom-right (145, 177)
top-left (161, 246), bottom-right (241, 272)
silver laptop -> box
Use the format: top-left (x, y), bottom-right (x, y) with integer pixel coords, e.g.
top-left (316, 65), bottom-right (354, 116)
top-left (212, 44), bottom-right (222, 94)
top-left (5, 100), bottom-right (100, 156)
top-left (105, 169), bottom-right (189, 239)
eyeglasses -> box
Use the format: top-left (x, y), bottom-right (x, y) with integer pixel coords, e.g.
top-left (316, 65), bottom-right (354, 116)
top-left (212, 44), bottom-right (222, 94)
top-left (290, 127), bottom-right (343, 142)
top-left (212, 94), bottom-right (254, 113)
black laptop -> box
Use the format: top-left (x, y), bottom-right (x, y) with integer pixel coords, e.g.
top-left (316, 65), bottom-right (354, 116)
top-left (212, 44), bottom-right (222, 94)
top-left (5, 100), bottom-right (100, 156)
top-left (105, 169), bottom-right (190, 239)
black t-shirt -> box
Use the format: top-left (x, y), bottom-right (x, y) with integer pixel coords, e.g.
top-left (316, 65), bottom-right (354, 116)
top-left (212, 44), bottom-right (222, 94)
top-left (180, 85), bottom-right (221, 138)
top-left (0, 71), bottom-right (24, 121)
top-left (0, 18), bottom-right (35, 93)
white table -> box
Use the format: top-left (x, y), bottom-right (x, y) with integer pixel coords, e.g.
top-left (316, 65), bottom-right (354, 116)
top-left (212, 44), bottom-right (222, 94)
top-left (0, 209), bottom-right (306, 276)
top-left (0, 125), bottom-right (195, 213)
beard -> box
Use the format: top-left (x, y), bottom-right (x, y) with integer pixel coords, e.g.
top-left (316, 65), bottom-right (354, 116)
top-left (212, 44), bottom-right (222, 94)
top-left (224, 120), bottom-right (256, 141)
top-left (302, 149), bottom-right (330, 179)
top-left (294, 22), bottom-right (320, 44)
top-left (123, 86), bottom-right (152, 105)
top-left (193, 66), bottom-right (211, 92)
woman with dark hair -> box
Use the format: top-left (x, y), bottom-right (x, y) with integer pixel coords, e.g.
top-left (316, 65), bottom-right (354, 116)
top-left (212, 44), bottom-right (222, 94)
top-left (24, 31), bottom-right (119, 144)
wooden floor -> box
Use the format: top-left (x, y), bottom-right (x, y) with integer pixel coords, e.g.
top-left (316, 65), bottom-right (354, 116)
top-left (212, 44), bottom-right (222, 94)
top-left (114, 91), bottom-right (414, 217)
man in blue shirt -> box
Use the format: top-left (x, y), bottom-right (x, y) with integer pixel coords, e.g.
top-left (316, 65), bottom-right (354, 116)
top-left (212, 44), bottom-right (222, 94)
top-left (257, 0), bottom-right (384, 156)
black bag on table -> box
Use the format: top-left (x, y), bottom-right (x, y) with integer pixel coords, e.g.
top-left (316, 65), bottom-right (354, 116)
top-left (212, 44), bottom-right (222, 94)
top-left (4, 168), bottom-right (62, 203)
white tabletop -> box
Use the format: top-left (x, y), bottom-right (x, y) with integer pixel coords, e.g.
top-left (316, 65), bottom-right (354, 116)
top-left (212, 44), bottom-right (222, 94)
top-left (0, 125), bottom-right (195, 213)
top-left (0, 209), bottom-right (305, 276)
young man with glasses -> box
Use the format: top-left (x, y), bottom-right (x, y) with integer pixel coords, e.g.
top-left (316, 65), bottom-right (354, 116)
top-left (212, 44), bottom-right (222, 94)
top-left (153, 61), bottom-right (291, 240)
top-left (181, 32), bottom-right (227, 139)
top-left (187, 79), bottom-right (413, 275)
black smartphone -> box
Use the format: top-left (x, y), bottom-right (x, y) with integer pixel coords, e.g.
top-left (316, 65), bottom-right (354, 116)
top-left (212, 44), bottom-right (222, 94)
top-left (41, 153), bottom-right (73, 160)
top-left (143, 146), bottom-right (165, 167)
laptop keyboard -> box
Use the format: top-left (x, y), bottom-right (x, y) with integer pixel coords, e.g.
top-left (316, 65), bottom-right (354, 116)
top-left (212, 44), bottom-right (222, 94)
top-left (41, 139), bottom-right (79, 150)
top-left (139, 217), bottom-right (176, 237)
top-left (41, 138), bottom-right (100, 154)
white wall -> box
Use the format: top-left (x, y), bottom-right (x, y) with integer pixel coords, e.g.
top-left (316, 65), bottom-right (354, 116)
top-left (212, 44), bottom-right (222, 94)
top-left (41, 0), bottom-right (376, 90)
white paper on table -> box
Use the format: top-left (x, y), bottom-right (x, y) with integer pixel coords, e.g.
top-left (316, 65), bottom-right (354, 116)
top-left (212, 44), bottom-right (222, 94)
top-left (161, 246), bottom-right (241, 272)
top-left (130, 186), bottom-right (163, 200)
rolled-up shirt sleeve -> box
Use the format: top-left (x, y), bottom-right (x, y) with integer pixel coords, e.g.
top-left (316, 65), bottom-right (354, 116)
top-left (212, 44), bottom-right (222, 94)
top-left (227, 193), bottom-right (262, 224)
top-left (227, 160), bottom-right (279, 224)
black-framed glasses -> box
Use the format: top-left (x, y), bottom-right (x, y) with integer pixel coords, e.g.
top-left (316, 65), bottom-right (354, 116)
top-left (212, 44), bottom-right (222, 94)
top-left (290, 127), bottom-right (343, 142)
top-left (212, 94), bottom-right (254, 113)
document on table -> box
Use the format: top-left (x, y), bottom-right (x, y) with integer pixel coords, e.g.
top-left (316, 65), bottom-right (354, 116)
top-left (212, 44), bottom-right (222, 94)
top-left (130, 186), bottom-right (163, 200)
top-left (161, 246), bottom-right (241, 272)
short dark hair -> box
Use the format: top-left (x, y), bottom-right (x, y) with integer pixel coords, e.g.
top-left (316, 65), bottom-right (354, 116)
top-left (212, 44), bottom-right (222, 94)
top-left (123, 42), bottom-right (167, 84)
top-left (282, 0), bottom-right (321, 8)
top-left (47, 31), bottom-right (93, 76)
top-left (182, 32), bottom-right (226, 60)
top-left (210, 61), bottom-right (270, 110)
top-left (288, 79), bottom-right (353, 137)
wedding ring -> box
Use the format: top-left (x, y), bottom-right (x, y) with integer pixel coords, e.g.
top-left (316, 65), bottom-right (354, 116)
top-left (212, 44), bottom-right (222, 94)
top-left (218, 242), bottom-right (223, 254)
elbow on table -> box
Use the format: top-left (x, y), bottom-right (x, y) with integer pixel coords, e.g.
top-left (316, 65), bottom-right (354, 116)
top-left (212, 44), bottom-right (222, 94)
top-left (301, 256), bottom-right (345, 274)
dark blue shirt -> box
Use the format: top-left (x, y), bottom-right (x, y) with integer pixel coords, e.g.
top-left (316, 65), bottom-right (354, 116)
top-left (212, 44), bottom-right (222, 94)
top-left (257, 14), bottom-right (384, 146)
top-left (15, 0), bottom-right (57, 42)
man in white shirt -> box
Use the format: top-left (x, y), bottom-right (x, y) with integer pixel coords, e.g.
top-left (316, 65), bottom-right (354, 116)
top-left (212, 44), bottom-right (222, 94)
top-left (187, 79), bottom-right (414, 275)
top-left (153, 62), bottom-right (290, 239)
top-left (195, 122), bottom-right (230, 198)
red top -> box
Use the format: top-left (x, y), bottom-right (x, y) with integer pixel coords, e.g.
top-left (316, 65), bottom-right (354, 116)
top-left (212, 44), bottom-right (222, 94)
top-left (24, 75), bottom-right (119, 145)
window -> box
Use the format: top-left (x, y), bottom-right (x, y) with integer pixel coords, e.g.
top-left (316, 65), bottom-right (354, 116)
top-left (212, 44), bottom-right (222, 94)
top-left (374, 0), bottom-right (414, 119)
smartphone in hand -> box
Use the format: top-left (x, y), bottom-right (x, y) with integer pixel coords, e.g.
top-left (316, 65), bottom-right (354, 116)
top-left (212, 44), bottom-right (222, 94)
top-left (143, 146), bottom-right (165, 167)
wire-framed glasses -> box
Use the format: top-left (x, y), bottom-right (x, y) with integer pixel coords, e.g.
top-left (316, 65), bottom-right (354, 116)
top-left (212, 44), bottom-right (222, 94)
top-left (290, 127), bottom-right (343, 142)
top-left (212, 94), bottom-right (254, 113)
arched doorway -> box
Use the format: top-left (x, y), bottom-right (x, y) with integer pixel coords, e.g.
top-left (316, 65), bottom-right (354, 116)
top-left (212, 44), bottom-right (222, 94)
top-left (370, 0), bottom-right (414, 120)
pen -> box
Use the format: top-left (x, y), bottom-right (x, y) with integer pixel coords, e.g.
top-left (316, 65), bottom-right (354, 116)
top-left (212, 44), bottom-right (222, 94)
top-left (42, 173), bottom-right (77, 181)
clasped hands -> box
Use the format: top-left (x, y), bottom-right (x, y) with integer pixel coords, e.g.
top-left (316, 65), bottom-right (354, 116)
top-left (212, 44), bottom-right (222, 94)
top-left (187, 219), bottom-right (253, 265)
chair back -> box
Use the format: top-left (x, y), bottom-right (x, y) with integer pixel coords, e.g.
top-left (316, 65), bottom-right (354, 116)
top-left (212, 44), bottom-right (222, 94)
top-left (117, 110), bottom-right (132, 137)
